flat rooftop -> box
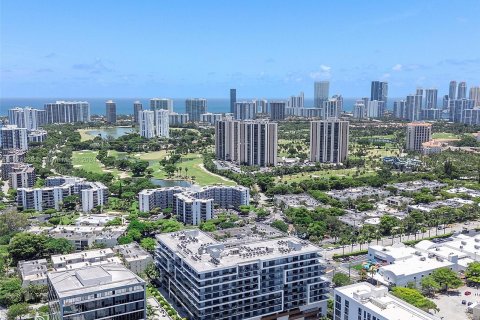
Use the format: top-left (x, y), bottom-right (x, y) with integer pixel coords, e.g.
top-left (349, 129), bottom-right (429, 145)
top-left (336, 283), bottom-right (440, 320)
top-left (370, 244), bottom-right (417, 261)
top-left (156, 230), bottom-right (322, 272)
top-left (48, 263), bottom-right (144, 298)
top-left (115, 243), bottom-right (151, 261)
top-left (379, 255), bottom-right (453, 276)
top-left (51, 248), bottom-right (115, 265)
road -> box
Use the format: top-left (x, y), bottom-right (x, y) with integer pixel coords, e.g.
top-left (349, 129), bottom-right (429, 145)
top-left (321, 220), bottom-right (480, 260)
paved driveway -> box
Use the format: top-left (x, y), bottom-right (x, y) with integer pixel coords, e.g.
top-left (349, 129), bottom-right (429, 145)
top-left (431, 286), bottom-right (477, 320)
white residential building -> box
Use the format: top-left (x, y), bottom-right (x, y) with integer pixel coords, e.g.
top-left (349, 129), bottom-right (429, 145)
top-left (17, 176), bottom-right (108, 212)
top-left (154, 109), bottom-right (169, 138)
top-left (28, 129), bottom-right (47, 143)
top-left (200, 112), bottom-right (222, 125)
top-left (168, 112), bottom-right (189, 125)
top-left (8, 107), bottom-right (46, 130)
top-left (139, 110), bottom-right (155, 138)
top-left (18, 259), bottom-right (48, 287)
top-left (34, 225), bottom-right (127, 250)
top-left (139, 185), bottom-right (250, 225)
top-left (334, 282), bottom-right (440, 320)
top-left (353, 100), bottom-right (366, 119)
top-left (44, 101), bottom-right (90, 124)
top-left (114, 242), bottom-right (153, 274)
top-left (367, 100), bottom-right (385, 118)
top-left (51, 248), bottom-right (122, 271)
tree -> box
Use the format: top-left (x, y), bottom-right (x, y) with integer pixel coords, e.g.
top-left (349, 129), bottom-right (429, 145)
top-left (431, 267), bottom-right (462, 291)
top-left (391, 287), bottom-right (438, 312)
top-left (271, 220), bottom-right (288, 233)
top-left (131, 160), bottom-right (149, 176)
top-left (8, 233), bottom-right (48, 263)
top-left (420, 275), bottom-right (440, 297)
top-left (45, 238), bottom-right (74, 255)
top-left (379, 215), bottom-right (398, 236)
top-left (62, 195), bottom-right (78, 211)
top-left (332, 273), bottom-right (351, 287)
top-left (143, 262), bottom-right (159, 284)
top-left (0, 210), bottom-right (29, 242)
top-left (465, 262), bottom-right (480, 287)
top-left (7, 303), bottom-right (30, 320)
top-left (0, 277), bottom-right (23, 306)
top-left (25, 284), bottom-right (48, 303)
top-left (140, 238), bottom-right (156, 253)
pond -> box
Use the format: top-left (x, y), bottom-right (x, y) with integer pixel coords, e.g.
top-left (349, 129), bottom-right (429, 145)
top-left (86, 126), bottom-right (135, 139)
top-left (150, 178), bottom-right (192, 188)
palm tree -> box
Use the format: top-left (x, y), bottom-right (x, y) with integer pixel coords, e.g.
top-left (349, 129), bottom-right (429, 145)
top-left (146, 305), bottom-right (159, 320)
top-left (185, 167), bottom-right (189, 178)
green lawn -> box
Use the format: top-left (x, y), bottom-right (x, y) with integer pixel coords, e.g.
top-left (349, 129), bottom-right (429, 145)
top-left (134, 150), bottom-right (168, 161)
top-left (432, 132), bottom-right (460, 139)
top-left (278, 168), bottom-right (374, 183)
top-left (72, 150), bottom-right (104, 173)
top-left (72, 150), bottom-right (130, 178)
top-left (177, 154), bottom-right (236, 186)
top-left (126, 150), bottom-right (236, 186)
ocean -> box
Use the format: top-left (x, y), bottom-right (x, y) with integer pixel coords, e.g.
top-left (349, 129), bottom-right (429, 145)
top-left (0, 97), bottom-right (365, 116)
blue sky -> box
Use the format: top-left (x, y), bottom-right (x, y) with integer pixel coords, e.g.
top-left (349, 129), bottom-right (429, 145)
top-left (1, 0), bottom-right (479, 98)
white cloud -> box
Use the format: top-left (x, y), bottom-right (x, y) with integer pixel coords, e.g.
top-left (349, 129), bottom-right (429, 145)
top-left (309, 64), bottom-right (332, 79)
top-left (381, 73), bottom-right (391, 79)
top-left (392, 64), bottom-right (403, 71)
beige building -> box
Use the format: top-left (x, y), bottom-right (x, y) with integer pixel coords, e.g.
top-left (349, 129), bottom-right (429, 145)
top-left (310, 120), bottom-right (349, 163)
top-left (406, 122), bottom-right (432, 151)
top-left (421, 139), bottom-right (443, 155)
top-left (215, 119), bottom-right (277, 166)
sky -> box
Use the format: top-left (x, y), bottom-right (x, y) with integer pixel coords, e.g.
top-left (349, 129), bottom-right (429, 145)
top-left (1, 0), bottom-right (479, 99)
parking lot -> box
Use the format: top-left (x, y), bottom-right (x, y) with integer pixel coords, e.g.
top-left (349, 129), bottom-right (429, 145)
top-left (432, 286), bottom-right (478, 320)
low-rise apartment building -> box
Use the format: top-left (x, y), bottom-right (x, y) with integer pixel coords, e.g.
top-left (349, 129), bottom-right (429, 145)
top-left (51, 248), bottom-right (122, 271)
top-left (333, 282), bottom-right (440, 320)
top-left (47, 264), bottom-right (146, 320)
top-left (139, 185), bottom-right (250, 225)
top-left (18, 259), bottom-right (48, 287)
top-left (114, 243), bottom-right (153, 274)
top-left (17, 176), bottom-right (108, 212)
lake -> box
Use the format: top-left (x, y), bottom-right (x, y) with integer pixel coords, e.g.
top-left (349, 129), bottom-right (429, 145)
top-left (150, 178), bottom-right (192, 188)
top-left (86, 127), bottom-right (135, 139)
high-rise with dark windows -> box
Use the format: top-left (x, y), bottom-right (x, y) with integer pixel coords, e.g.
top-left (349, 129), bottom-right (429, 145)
top-left (310, 120), bottom-right (349, 163)
top-left (230, 88), bottom-right (237, 113)
top-left (457, 81), bottom-right (467, 99)
top-left (186, 98), bottom-right (207, 122)
top-left (370, 81), bottom-right (388, 106)
top-left (314, 81), bottom-right (330, 108)
top-left (215, 119), bottom-right (277, 166)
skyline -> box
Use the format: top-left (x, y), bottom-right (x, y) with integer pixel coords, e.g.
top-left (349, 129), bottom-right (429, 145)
top-left (1, 0), bottom-right (480, 98)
